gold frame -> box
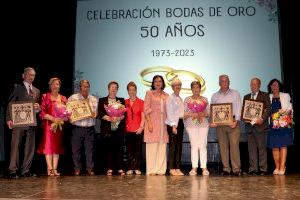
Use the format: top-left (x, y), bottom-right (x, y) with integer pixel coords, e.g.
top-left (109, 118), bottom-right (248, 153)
top-left (242, 99), bottom-right (264, 122)
top-left (210, 103), bottom-right (233, 125)
top-left (11, 101), bottom-right (37, 128)
top-left (67, 100), bottom-right (93, 123)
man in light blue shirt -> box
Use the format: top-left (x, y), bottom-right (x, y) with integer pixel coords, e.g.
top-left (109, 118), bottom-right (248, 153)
top-left (211, 74), bottom-right (242, 176)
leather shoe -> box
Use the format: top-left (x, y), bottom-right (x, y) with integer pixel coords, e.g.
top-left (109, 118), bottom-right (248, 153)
top-left (9, 173), bottom-right (19, 179)
top-left (74, 169), bottom-right (81, 176)
top-left (248, 171), bottom-right (258, 175)
top-left (233, 171), bottom-right (241, 176)
top-left (221, 171), bottom-right (231, 176)
top-left (87, 169), bottom-right (94, 176)
top-left (21, 172), bottom-right (32, 177)
top-left (260, 171), bottom-right (268, 176)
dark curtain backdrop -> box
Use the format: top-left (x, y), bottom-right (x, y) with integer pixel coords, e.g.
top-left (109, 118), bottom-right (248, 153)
top-left (1, 0), bottom-right (299, 174)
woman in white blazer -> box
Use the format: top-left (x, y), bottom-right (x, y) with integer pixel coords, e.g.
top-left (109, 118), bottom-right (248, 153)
top-left (267, 79), bottom-right (293, 175)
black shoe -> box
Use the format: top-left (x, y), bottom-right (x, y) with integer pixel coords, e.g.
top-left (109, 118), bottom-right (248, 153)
top-left (248, 171), bottom-right (258, 175)
top-left (9, 173), bottom-right (19, 179)
top-left (221, 171), bottom-right (231, 176)
top-left (260, 171), bottom-right (268, 176)
top-left (233, 172), bottom-right (241, 176)
top-left (21, 172), bottom-right (32, 177)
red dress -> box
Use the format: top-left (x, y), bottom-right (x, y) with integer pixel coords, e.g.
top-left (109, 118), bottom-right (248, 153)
top-left (37, 93), bottom-right (67, 154)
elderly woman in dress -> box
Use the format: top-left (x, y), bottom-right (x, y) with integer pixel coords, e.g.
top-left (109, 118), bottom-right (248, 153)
top-left (37, 77), bottom-right (67, 176)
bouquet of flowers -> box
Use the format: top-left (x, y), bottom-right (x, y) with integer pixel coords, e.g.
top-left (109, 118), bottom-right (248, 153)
top-left (187, 98), bottom-right (208, 123)
top-left (51, 103), bottom-right (72, 133)
top-left (104, 100), bottom-right (126, 130)
top-left (272, 109), bottom-right (293, 129)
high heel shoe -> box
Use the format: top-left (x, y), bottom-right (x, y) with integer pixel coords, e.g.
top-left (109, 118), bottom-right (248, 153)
top-left (52, 169), bottom-right (61, 176)
top-left (278, 167), bottom-right (286, 175)
top-left (47, 169), bottom-right (54, 176)
top-left (273, 169), bottom-right (279, 175)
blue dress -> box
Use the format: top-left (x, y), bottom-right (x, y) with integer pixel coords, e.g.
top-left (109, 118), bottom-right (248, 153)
top-left (267, 97), bottom-right (293, 148)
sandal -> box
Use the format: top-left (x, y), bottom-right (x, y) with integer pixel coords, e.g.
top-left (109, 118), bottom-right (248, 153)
top-left (47, 168), bottom-right (54, 176)
top-left (126, 170), bottom-right (133, 175)
top-left (189, 169), bottom-right (197, 176)
top-left (278, 167), bottom-right (286, 175)
top-left (135, 170), bottom-right (142, 175)
top-left (53, 169), bottom-right (61, 176)
top-left (106, 169), bottom-right (113, 176)
top-left (176, 169), bottom-right (184, 176)
top-left (273, 169), bottom-right (279, 175)
top-left (169, 169), bottom-right (177, 176)
top-left (202, 168), bottom-right (210, 176)
top-left (118, 169), bottom-right (125, 176)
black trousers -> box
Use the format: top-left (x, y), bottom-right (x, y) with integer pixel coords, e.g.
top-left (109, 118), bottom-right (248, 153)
top-left (102, 131), bottom-right (124, 171)
top-left (71, 126), bottom-right (95, 170)
top-left (167, 119), bottom-right (184, 169)
top-left (126, 133), bottom-right (143, 170)
top-left (9, 127), bottom-right (35, 175)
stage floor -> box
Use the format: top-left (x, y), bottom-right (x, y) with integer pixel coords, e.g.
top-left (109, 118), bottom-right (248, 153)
top-left (0, 174), bottom-right (300, 199)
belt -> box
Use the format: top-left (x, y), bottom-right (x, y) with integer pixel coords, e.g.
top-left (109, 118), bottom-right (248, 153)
top-left (73, 125), bottom-right (94, 129)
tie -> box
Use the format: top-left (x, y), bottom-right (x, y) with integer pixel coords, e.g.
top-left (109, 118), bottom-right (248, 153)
top-left (251, 92), bottom-right (255, 100)
top-left (28, 85), bottom-right (33, 97)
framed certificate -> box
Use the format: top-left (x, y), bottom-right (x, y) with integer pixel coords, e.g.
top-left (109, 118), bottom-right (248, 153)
top-left (210, 103), bottom-right (233, 125)
top-left (11, 101), bottom-right (37, 128)
top-left (67, 100), bottom-right (93, 123)
top-left (242, 99), bottom-right (264, 122)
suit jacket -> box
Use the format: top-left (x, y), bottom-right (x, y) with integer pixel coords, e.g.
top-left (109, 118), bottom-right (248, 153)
top-left (6, 83), bottom-right (40, 123)
top-left (97, 96), bottom-right (125, 136)
top-left (243, 91), bottom-right (271, 132)
top-left (270, 92), bottom-right (293, 111)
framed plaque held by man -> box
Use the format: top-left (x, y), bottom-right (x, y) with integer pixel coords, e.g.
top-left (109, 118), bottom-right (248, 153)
top-left (210, 103), bottom-right (233, 125)
top-left (67, 100), bottom-right (93, 123)
top-left (242, 99), bottom-right (264, 123)
top-left (11, 101), bottom-right (37, 128)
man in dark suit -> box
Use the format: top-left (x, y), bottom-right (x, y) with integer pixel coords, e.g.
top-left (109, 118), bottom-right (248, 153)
top-left (242, 77), bottom-right (271, 175)
top-left (6, 67), bottom-right (40, 178)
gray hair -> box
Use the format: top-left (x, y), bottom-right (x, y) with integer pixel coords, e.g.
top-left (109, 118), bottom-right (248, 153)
top-left (219, 74), bottom-right (230, 82)
top-left (23, 67), bottom-right (35, 75)
top-left (251, 77), bottom-right (261, 85)
top-left (171, 78), bottom-right (182, 86)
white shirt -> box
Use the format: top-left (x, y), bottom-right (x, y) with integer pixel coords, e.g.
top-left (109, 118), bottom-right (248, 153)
top-left (23, 81), bottom-right (32, 94)
top-left (165, 93), bottom-right (184, 126)
top-left (251, 91), bottom-right (258, 100)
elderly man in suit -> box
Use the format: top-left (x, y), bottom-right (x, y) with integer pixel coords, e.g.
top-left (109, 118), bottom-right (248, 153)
top-left (242, 77), bottom-right (271, 175)
top-left (6, 67), bottom-right (40, 178)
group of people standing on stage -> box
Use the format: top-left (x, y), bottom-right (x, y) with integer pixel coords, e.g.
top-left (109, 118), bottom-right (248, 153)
top-left (5, 67), bottom-right (294, 178)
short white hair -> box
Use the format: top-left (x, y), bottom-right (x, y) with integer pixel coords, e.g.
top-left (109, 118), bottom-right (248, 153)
top-left (23, 67), bottom-right (35, 75)
top-left (171, 78), bottom-right (182, 86)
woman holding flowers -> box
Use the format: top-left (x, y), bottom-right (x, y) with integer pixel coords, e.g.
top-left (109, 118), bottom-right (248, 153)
top-left (184, 81), bottom-right (210, 176)
top-left (267, 79), bottom-right (293, 175)
top-left (144, 75), bottom-right (169, 175)
top-left (37, 77), bottom-right (68, 176)
top-left (98, 81), bottom-right (126, 176)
